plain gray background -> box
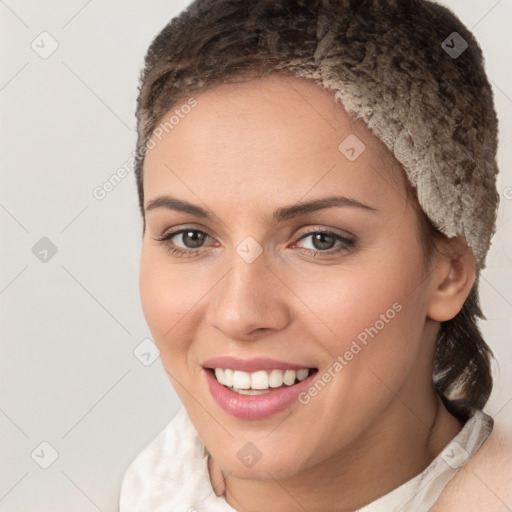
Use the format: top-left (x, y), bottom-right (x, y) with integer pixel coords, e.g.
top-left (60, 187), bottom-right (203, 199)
top-left (1, 1), bottom-right (511, 510)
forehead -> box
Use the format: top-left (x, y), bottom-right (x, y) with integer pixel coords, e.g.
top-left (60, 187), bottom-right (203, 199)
top-left (142, 73), bottom-right (407, 212)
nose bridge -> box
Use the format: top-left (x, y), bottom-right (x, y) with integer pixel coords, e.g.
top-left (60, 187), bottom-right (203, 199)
top-left (210, 243), bottom-right (290, 337)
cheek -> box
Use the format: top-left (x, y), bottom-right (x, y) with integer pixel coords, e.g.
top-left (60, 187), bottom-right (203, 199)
top-left (289, 270), bottom-right (424, 440)
top-left (290, 245), bottom-right (428, 398)
top-left (138, 245), bottom-right (205, 364)
top-left (292, 255), bottom-right (422, 352)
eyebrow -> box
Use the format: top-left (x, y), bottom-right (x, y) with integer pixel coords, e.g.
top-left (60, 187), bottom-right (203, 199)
top-left (145, 194), bottom-right (378, 222)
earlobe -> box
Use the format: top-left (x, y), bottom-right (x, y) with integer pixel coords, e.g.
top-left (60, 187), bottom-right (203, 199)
top-left (426, 237), bottom-right (476, 322)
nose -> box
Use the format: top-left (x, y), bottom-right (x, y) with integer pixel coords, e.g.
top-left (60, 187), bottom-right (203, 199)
top-left (209, 249), bottom-right (291, 340)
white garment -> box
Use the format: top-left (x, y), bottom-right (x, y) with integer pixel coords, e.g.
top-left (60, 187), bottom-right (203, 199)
top-left (119, 406), bottom-right (493, 512)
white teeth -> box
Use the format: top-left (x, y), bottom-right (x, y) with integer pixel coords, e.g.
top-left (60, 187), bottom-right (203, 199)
top-left (232, 388), bottom-right (270, 395)
top-left (224, 368), bottom-right (234, 387)
top-left (296, 368), bottom-right (309, 381)
top-left (268, 369), bottom-right (284, 388)
top-left (251, 370), bottom-right (269, 390)
top-left (232, 370), bottom-right (251, 389)
top-left (212, 367), bottom-right (313, 390)
top-left (283, 369), bottom-right (296, 386)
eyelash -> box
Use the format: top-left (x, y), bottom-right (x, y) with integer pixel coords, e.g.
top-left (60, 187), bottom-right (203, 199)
top-left (154, 227), bottom-right (356, 259)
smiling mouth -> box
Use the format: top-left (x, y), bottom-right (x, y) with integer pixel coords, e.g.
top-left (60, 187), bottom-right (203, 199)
top-left (206, 367), bottom-right (319, 395)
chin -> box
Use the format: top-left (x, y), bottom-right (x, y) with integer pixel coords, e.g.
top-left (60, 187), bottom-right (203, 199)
top-left (212, 442), bottom-right (316, 482)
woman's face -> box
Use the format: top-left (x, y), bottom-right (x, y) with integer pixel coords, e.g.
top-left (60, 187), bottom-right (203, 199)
top-left (139, 73), bottom-right (440, 479)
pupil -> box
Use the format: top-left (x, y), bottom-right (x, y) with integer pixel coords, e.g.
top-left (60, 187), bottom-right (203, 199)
top-left (183, 231), bottom-right (204, 248)
top-left (312, 232), bottom-right (335, 250)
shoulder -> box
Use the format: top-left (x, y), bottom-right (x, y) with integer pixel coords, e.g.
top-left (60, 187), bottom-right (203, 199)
top-left (432, 416), bottom-right (512, 511)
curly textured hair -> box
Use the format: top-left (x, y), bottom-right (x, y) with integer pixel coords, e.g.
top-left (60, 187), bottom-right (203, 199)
top-left (133, 0), bottom-right (498, 421)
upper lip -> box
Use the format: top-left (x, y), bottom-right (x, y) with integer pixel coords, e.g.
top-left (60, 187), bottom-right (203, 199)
top-left (202, 356), bottom-right (317, 373)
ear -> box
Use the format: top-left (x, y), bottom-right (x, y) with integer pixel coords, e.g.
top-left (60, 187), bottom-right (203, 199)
top-left (427, 236), bottom-right (476, 322)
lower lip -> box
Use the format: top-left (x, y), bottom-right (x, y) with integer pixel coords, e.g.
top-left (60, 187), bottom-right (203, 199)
top-left (203, 367), bottom-right (319, 419)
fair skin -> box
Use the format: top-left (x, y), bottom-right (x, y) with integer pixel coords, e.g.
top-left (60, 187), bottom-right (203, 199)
top-left (138, 73), bottom-right (505, 511)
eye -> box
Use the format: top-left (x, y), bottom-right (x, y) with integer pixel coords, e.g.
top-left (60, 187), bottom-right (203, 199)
top-left (293, 229), bottom-right (355, 256)
top-left (154, 228), bottom-right (213, 258)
